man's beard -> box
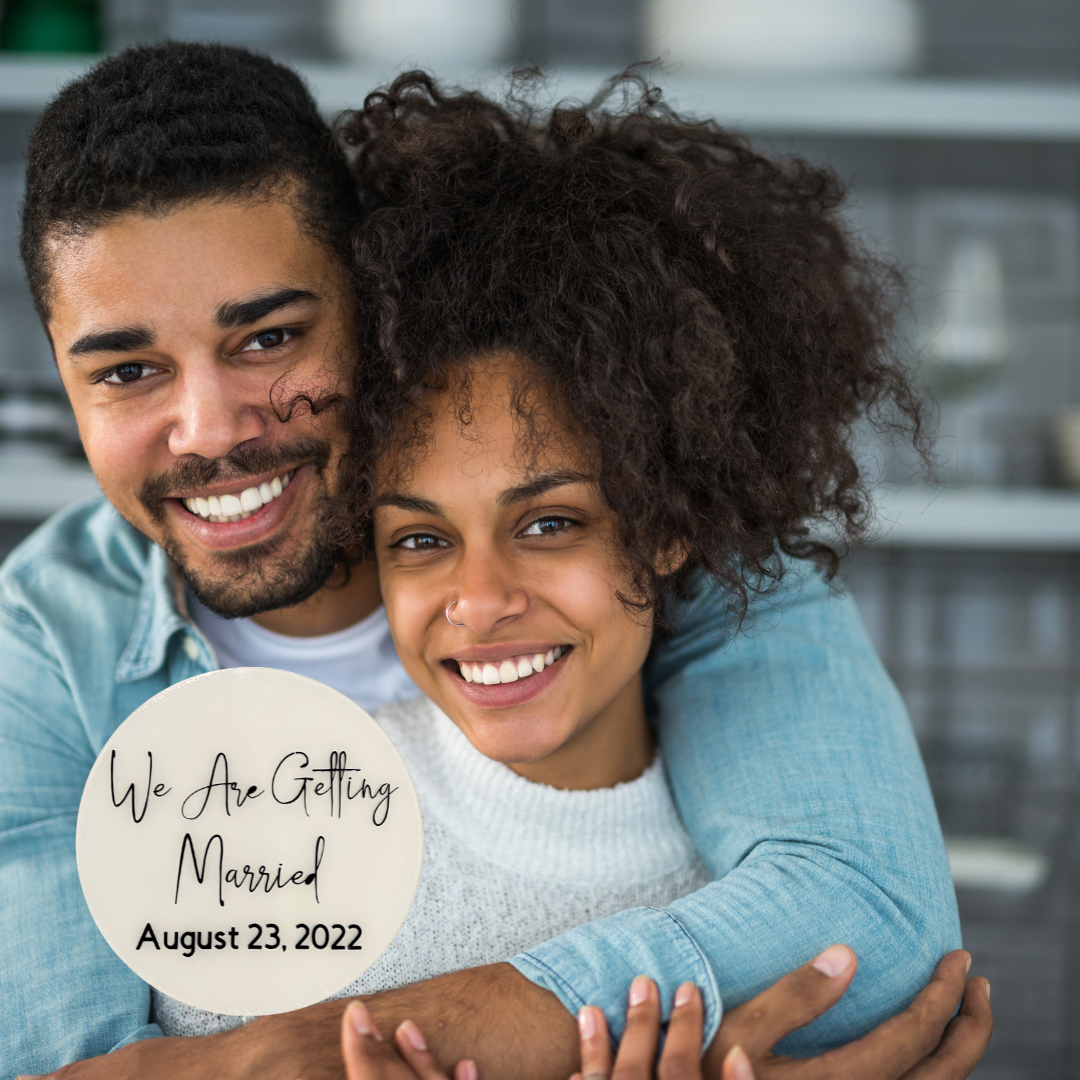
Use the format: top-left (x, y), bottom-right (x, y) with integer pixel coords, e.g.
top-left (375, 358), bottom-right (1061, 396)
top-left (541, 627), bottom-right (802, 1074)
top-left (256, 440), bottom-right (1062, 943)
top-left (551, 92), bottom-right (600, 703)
top-left (139, 439), bottom-right (341, 619)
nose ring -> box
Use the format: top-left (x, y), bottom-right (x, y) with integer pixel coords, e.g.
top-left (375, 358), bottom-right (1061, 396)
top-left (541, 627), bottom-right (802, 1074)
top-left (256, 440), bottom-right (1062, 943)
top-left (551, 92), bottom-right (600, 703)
top-left (446, 601), bottom-right (465, 626)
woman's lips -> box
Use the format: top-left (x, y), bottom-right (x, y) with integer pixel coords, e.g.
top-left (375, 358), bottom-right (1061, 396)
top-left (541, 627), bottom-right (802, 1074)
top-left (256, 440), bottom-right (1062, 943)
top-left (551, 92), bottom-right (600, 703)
top-left (442, 647), bottom-right (572, 709)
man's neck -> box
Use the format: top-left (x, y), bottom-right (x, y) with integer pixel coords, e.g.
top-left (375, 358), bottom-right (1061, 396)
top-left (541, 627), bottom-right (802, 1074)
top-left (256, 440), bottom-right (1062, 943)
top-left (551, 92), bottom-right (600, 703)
top-left (250, 560), bottom-right (383, 638)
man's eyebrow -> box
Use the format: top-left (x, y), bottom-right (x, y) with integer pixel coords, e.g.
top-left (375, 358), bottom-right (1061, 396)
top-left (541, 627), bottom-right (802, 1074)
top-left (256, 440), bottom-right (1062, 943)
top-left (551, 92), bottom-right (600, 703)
top-left (497, 470), bottom-right (592, 508)
top-left (214, 287), bottom-right (320, 330)
top-left (68, 326), bottom-right (154, 358)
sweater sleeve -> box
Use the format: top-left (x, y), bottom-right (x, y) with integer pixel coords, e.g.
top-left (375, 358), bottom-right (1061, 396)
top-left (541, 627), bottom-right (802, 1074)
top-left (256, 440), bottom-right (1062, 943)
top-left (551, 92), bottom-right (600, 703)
top-left (510, 564), bottom-right (960, 1054)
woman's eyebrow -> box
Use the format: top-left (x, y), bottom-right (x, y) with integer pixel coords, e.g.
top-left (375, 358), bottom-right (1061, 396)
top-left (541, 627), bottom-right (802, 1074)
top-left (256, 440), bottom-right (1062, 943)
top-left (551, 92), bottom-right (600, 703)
top-left (376, 493), bottom-right (444, 515)
top-left (496, 470), bottom-right (591, 508)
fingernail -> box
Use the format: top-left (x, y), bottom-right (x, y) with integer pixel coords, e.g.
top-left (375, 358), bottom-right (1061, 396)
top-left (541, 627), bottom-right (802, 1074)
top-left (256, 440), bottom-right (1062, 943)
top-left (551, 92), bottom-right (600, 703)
top-left (629, 976), bottom-right (651, 1006)
top-left (726, 1045), bottom-right (755, 1080)
top-left (965, 953), bottom-right (972, 974)
top-left (985, 982), bottom-right (991, 1001)
top-left (674, 982), bottom-right (695, 1008)
top-left (400, 1020), bottom-right (427, 1051)
top-left (348, 1001), bottom-right (374, 1037)
top-left (578, 1007), bottom-right (597, 1039)
top-left (811, 945), bottom-right (851, 978)
top-left (458, 1060), bottom-right (479, 1080)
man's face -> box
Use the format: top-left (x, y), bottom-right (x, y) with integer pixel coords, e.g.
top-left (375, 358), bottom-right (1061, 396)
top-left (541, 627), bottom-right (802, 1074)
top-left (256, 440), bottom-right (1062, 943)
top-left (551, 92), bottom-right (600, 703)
top-left (47, 196), bottom-right (355, 617)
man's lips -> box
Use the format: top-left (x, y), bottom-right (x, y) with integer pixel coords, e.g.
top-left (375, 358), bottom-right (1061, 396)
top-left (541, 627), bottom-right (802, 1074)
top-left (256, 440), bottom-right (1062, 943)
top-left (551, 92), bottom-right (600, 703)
top-left (164, 464), bottom-right (311, 549)
top-left (176, 469), bottom-right (295, 523)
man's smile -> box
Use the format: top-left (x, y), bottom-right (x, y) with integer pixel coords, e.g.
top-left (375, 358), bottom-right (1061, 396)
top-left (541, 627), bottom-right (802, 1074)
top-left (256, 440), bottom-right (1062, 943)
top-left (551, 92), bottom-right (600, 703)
top-left (180, 469), bottom-right (295, 522)
top-left (164, 463), bottom-right (318, 551)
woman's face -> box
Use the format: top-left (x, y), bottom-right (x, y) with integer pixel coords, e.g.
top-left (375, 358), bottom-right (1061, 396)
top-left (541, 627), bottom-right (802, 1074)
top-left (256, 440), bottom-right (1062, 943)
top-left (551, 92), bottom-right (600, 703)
top-left (373, 361), bottom-right (654, 790)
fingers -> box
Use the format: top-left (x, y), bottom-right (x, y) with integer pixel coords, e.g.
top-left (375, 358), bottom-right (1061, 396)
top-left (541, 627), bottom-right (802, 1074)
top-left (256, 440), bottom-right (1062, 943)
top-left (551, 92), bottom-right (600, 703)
top-left (612, 976), bottom-right (662, 1080)
top-left (342, 1001), bottom-right (454, 1080)
top-left (579, 1004), bottom-right (613, 1080)
top-left (721, 1046), bottom-right (755, 1080)
top-left (898, 976), bottom-right (992, 1080)
top-left (718, 944), bottom-right (858, 1057)
top-left (658, 983), bottom-right (705, 1080)
top-left (786, 950), bottom-right (973, 1080)
top-left (393, 1019), bottom-right (456, 1080)
top-left (341, 1001), bottom-right (392, 1080)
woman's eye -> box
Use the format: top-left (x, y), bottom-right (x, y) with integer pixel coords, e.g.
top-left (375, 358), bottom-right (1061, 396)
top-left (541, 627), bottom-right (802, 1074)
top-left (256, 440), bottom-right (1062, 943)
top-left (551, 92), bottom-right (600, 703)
top-left (520, 516), bottom-right (576, 537)
top-left (243, 328), bottom-right (294, 352)
top-left (395, 533), bottom-right (450, 551)
top-left (100, 363), bottom-right (158, 385)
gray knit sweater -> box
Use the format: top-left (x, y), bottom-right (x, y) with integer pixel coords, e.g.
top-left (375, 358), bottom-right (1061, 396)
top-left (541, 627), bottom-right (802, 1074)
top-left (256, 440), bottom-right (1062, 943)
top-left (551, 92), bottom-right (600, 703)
top-left (153, 695), bottom-right (709, 1036)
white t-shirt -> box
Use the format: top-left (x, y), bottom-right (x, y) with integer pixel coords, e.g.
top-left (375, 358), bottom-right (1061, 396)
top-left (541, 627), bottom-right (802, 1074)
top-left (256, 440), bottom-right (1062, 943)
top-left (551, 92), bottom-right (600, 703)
top-left (189, 595), bottom-right (420, 713)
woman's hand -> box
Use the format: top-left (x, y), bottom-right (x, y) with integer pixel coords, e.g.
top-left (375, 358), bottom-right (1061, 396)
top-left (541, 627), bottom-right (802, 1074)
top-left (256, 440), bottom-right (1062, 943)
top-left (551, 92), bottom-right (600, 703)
top-left (331, 1001), bottom-right (478, 1080)
top-left (574, 977), bottom-right (705, 1080)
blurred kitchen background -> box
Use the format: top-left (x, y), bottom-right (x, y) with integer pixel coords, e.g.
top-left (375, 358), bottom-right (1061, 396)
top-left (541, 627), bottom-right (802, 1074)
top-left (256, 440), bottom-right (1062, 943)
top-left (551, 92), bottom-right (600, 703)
top-left (0, 0), bottom-right (1077, 1074)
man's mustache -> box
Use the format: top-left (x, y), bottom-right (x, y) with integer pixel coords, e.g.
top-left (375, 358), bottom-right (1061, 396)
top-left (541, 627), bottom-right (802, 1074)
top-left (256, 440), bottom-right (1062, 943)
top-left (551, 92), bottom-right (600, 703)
top-left (138, 438), bottom-right (331, 523)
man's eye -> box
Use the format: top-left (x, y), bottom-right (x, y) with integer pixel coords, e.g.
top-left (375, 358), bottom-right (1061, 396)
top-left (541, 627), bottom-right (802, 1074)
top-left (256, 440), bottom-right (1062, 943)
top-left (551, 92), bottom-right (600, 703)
top-left (395, 533), bottom-right (450, 551)
top-left (100, 363), bottom-right (157, 385)
top-left (520, 516), bottom-right (576, 537)
top-left (243, 329), bottom-right (294, 352)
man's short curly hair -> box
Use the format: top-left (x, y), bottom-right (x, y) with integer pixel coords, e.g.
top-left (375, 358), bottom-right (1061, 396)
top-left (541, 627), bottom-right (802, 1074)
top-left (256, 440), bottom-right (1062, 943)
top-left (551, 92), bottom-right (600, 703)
top-left (336, 71), bottom-right (926, 618)
top-left (21, 41), bottom-right (360, 322)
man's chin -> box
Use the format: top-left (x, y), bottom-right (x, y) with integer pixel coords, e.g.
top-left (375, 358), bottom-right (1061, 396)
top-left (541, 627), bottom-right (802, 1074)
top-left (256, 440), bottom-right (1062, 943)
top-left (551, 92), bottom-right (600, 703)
top-left (166, 534), bottom-right (340, 620)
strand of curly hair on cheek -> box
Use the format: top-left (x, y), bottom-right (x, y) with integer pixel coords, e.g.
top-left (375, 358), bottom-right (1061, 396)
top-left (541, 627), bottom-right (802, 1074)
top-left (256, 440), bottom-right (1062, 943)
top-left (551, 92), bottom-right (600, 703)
top-left (331, 67), bottom-right (929, 627)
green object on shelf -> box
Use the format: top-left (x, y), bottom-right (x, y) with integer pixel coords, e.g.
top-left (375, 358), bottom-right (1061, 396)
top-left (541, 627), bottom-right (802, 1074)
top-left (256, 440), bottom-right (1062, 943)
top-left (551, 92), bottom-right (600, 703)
top-left (0, 0), bottom-right (101, 54)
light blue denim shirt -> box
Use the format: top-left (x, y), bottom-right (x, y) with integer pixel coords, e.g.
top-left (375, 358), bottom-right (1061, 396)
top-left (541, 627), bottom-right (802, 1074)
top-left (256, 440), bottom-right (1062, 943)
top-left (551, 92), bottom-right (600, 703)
top-left (0, 500), bottom-right (960, 1077)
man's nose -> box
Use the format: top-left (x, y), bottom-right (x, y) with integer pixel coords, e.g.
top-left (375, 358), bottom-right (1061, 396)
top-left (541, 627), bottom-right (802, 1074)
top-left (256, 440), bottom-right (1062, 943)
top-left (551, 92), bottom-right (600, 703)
top-left (449, 548), bottom-right (530, 634)
top-left (166, 360), bottom-right (269, 460)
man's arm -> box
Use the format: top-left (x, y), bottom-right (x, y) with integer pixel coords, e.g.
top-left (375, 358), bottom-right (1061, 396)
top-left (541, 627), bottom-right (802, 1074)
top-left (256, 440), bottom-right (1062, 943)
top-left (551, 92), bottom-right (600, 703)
top-left (18, 563), bottom-right (956, 1077)
top-left (511, 562), bottom-right (960, 1052)
top-left (0, 594), bottom-right (163, 1079)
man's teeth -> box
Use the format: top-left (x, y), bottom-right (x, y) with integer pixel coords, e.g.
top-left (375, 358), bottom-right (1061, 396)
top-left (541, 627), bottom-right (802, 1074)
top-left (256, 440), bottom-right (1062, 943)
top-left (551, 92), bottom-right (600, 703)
top-left (459, 646), bottom-right (565, 685)
top-left (183, 472), bottom-right (292, 523)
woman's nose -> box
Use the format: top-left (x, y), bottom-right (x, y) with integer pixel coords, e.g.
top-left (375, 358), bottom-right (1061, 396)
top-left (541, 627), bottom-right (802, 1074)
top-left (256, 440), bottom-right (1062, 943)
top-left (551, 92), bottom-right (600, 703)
top-left (448, 552), bottom-right (529, 634)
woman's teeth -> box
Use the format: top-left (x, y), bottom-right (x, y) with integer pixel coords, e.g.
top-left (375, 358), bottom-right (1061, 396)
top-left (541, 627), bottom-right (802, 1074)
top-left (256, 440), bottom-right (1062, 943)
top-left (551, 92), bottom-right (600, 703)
top-left (182, 472), bottom-right (293, 523)
top-left (458, 646), bottom-right (565, 685)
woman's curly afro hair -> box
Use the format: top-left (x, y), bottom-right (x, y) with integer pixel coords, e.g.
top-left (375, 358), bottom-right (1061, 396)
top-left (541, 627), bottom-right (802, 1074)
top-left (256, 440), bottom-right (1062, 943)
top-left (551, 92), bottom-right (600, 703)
top-left (335, 70), bottom-right (926, 621)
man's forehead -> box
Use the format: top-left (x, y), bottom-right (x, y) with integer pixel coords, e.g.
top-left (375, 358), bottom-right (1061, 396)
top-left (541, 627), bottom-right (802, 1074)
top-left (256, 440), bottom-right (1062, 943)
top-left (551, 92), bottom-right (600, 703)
top-left (46, 197), bottom-right (343, 337)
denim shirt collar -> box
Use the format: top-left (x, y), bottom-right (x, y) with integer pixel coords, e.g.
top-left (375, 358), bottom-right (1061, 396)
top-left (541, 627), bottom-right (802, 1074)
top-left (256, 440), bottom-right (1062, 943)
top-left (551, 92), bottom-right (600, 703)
top-left (115, 543), bottom-right (194, 683)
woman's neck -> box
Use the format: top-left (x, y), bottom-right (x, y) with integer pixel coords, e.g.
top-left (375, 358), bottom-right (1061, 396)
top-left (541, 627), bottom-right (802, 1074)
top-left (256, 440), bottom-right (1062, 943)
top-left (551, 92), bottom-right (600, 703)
top-left (508, 671), bottom-right (653, 791)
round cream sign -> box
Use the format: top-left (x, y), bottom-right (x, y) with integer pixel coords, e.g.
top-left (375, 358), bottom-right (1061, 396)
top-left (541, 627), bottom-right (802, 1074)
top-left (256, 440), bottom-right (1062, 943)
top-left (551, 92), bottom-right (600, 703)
top-left (76, 668), bottom-right (423, 1016)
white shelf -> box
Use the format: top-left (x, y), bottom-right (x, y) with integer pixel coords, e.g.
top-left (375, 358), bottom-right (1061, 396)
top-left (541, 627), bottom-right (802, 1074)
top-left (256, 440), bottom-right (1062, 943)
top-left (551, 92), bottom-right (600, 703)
top-left (0, 57), bottom-right (1079, 142)
top-left (870, 486), bottom-right (1080, 550)
top-left (0, 452), bottom-right (99, 518)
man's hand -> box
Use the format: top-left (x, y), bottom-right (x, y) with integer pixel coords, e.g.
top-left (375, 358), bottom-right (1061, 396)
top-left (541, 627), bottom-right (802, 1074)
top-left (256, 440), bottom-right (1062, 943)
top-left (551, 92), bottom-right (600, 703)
top-left (708, 946), bottom-right (991, 1080)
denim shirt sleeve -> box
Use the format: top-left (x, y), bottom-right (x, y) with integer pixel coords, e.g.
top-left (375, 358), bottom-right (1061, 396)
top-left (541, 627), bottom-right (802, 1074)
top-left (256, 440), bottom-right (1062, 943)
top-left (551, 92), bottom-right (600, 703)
top-left (510, 563), bottom-right (960, 1054)
top-left (0, 596), bottom-right (162, 1078)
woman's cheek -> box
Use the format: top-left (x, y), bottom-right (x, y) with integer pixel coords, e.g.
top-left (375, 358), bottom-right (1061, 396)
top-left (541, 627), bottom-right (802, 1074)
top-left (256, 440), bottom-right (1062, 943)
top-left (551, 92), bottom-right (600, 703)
top-left (379, 570), bottom-right (434, 674)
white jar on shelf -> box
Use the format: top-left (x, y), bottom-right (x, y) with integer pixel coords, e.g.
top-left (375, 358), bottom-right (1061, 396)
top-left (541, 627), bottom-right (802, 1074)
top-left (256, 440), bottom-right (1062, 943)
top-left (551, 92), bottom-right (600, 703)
top-left (328, 0), bottom-right (513, 69)
top-left (644, 0), bottom-right (922, 77)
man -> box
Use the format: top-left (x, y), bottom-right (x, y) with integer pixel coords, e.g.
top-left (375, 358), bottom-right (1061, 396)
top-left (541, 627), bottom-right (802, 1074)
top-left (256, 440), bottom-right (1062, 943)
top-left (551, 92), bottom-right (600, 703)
top-left (0, 42), bottom-right (987, 1080)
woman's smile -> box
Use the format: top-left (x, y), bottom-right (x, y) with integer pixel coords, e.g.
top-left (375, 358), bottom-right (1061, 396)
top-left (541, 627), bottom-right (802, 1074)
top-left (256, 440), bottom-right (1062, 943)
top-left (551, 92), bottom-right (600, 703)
top-left (440, 645), bottom-right (572, 708)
